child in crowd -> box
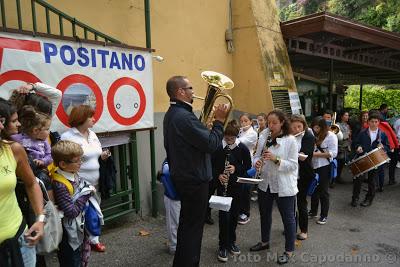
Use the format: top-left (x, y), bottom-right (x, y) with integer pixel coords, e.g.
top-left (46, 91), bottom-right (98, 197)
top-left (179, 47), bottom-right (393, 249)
top-left (12, 105), bottom-right (54, 200)
top-left (237, 113), bottom-right (257, 225)
top-left (212, 120), bottom-right (252, 262)
top-left (158, 160), bottom-right (181, 255)
top-left (51, 140), bottom-right (95, 267)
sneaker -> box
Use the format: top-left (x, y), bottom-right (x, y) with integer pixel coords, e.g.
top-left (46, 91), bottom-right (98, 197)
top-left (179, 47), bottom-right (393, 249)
top-left (238, 214), bottom-right (250, 225)
top-left (316, 217), bottom-right (327, 225)
top-left (229, 243), bottom-right (241, 255)
top-left (217, 248), bottom-right (228, 262)
top-left (308, 211), bottom-right (318, 218)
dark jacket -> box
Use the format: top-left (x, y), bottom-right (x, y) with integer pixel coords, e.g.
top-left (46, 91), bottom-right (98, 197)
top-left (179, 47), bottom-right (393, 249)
top-left (211, 142), bottom-right (252, 196)
top-left (354, 128), bottom-right (390, 154)
top-left (299, 129), bottom-right (315, 182)
top-left (163, 99), bottom-right (224, 184)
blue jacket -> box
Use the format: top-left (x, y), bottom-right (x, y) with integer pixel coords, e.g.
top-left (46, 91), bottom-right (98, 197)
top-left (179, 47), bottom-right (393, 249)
top-left (354, 128), bottom-right (390, 154)
top-left (163, 99), bottom-right (224, 184)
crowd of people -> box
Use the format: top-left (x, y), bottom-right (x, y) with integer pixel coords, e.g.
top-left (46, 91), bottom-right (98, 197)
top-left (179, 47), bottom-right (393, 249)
top-left (0, 82), bottom-right (111, 267)
top-left (162, 75), bottom-right (400, 266)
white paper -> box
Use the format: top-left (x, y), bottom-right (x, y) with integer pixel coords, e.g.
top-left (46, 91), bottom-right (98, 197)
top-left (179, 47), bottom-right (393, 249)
top-left (237, 177), bottom-right (263, 184)
top-left (209, 195), bottom-right (232, 211)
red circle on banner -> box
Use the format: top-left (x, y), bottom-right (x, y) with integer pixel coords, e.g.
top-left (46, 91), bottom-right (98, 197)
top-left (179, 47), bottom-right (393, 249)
top-left (107, 77), bottom-right (146, 126)
top-left (0, 70), bottom-right (41, 85)
top-left (56, 74), bottom-right (103, 127)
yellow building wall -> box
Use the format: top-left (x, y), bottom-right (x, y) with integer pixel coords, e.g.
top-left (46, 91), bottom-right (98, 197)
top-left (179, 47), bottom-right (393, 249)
top-left (5, 0), bottom-right (233, 113)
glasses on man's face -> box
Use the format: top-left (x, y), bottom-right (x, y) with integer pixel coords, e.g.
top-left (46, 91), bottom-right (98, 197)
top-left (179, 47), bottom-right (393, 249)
top-left (180, 86), bottom-right (193, 91)
top-left (0, 117), bottom-right (6, 125)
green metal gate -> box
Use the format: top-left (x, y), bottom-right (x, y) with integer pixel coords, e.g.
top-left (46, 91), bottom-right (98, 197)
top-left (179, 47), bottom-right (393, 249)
top-left (1, 0), bottom-right (158, 221)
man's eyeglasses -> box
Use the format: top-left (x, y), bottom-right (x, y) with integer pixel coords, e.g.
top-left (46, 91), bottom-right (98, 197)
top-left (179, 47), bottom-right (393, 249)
top-left (0, 117), bottom-right (6, 125)
top-left (180, 86), bottom-right (193, 90)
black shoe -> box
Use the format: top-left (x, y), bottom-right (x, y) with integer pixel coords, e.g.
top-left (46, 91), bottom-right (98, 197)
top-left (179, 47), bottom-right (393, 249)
top-left (308, 211), bottom-right (318, 218)
top-left (351, 198), bottom-right (358, 207)
top-left (277, 252), bottom-right (292, 265)
top-left (388, 180), bottom-right (397, 185)
top-left (360, 199), bottom-right (372, 207)
top-left (377, 187), bottom-right (383, 193)
top-left (229, 243), bottom-right (241, 255)
top-left (250, 242), bottom-right (270, 251)
top-left (329, 182), bottom-right (335, 189)
top-left (217, 248), bottom-right (228, 262)
top-left (205, 215), bottom-right (214, 225)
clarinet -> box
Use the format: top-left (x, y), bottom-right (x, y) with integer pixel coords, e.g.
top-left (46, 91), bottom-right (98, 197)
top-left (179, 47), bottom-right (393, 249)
top-left (254, 131), bottom-right (272, 180)
top-left (223, 147), bottom-right (231, 196)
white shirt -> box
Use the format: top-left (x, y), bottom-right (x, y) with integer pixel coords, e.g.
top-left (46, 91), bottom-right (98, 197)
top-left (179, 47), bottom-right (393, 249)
top-left (238, 126), bottom-right (258, 157)
top-left (312, 131), bottom-right (338, 169)
top-left (369, 129), bottom-right (378, 145)
top-left (254, 134), bottom-right (299, 197)
top-left (393, 118), bottom-right (400, 141)
top-left (61, 128), bottom-right (102, 186)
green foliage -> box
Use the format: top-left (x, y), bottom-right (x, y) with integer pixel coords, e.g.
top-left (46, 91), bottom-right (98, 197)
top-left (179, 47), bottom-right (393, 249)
top-left (279, 0), bottom-right (400, 33)
top-left (344, 85), bottom-right (400, 111)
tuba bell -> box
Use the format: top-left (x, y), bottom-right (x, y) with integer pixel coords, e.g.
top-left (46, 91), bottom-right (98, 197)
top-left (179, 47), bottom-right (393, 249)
top-left (193, 71), bottom-right (234, 128)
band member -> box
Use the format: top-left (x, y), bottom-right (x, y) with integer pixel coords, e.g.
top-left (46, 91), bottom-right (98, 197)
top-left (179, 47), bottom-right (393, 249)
top-left (163, 76), bottom-right (228, 267)
top-left (352, 111), bottom-right (389, 207)
top-left (290, 115), bottom-right (315, 240)
top-left (309, 116), bottom-right (338, 225)
top-left (237, 113), bottom-right (257, 225)
top-left (250, 110), bottom-right (298, 265)
top-left (211, 120), bottom-right (252, 262)
top-left (336, 111), bottom-right (352, 184)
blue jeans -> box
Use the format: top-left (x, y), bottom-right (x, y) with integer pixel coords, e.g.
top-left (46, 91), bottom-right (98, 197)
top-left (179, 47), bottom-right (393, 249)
top-left (18, 230), bottom-right (36, 267)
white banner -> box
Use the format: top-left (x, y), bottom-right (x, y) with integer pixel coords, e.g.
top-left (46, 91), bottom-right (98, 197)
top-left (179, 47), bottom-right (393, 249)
top-left (0, 32), bottom-right (154, 133)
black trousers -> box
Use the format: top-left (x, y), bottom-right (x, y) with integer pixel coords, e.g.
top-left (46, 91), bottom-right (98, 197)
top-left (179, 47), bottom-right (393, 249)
top-left (57, 228), bottom-right (82, 267)
top-left (218, 188), bottom-right (240, 249)
top-left (297, 174), bottom-right (313, 233)
top-left (173, 181), bottom-right (209, 267)
top-left (352, 169), bottom-right (377, 201)
top-left (389, 149), bottom-right (398, 183)
top-left (258, 188), bottom-right (296, 252)
top-left (239, 183), bottom-right (251, 217)
top-left (310, 165), bottom-right (331, 218)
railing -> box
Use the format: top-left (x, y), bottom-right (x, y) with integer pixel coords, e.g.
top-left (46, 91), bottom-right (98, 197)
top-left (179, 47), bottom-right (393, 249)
top-left (0, 0), bottom-right (121, 43)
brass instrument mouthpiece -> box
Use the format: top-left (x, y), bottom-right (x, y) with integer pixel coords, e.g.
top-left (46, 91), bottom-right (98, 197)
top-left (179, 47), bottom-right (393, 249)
top-left (192, 95), bottom-right (205, 100)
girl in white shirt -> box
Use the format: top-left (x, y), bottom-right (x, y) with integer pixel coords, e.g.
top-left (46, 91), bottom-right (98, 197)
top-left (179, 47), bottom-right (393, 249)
top-left (237, 113), bottom-right (258, 224)
top-left (250, 110), bottom-right (298, 265)
top-left (309, 117), bottom-right (338, 225)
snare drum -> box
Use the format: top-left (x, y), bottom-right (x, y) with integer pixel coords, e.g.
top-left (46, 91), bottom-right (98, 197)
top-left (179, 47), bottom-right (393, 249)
top-left (349, 147), bottom-right (390, 177)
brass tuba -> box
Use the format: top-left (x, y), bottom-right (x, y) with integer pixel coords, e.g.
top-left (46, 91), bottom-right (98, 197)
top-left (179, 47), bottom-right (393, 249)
top-left (193, 71), bottom-right (234, 128)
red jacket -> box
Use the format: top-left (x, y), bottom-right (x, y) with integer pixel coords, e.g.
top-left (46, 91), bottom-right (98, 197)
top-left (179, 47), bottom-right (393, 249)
top-left (379, 122), bottom-right (399, 150)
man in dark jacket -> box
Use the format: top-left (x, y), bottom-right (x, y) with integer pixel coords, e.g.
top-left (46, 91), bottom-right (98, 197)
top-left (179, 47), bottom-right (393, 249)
top-left (163, 75), bottom-right (228, 267)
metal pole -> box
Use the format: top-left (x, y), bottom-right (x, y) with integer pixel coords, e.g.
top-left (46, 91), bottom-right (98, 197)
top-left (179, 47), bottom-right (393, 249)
top-left (359, 84), bottom-right (363, 111)
top-left (328, 58), bottom-right (334, 110)
top-left (144, 0), bottom-right (158, 217)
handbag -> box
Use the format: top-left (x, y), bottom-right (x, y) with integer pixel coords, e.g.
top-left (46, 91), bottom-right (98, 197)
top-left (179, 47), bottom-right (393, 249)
top-left (36, 179), bottom-right (63, 255)
top-left (307, 173), bottom-right (319, 196)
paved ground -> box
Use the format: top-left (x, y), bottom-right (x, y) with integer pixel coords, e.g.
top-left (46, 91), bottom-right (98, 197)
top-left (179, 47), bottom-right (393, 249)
top-left (49, 167), bottom-right (400, 266)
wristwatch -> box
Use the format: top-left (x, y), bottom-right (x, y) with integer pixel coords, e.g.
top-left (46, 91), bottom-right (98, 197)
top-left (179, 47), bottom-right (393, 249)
top-left (274, 156), bottom-right (281, 165)
top-left (36, 214), bottom-right (46, 223)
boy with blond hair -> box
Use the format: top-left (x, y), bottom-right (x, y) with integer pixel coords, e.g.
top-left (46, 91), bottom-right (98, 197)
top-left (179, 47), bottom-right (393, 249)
top-left (52, 140), bottom-right (95, 267)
